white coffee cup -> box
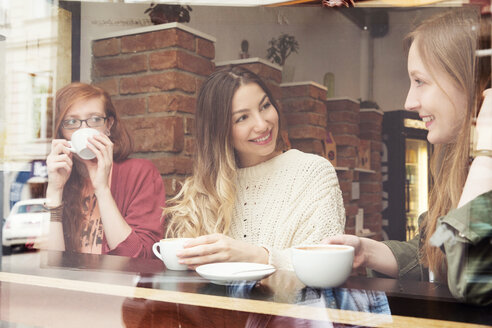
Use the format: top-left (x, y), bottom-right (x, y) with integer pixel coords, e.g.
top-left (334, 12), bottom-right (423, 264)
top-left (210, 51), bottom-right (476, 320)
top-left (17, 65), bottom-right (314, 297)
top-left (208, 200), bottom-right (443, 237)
top-left (292, 244), bottom-right (354, 288)
top-left (152, 238), bottom-right (192, 271)
top-left (66, 128), bottom-right (100, 160)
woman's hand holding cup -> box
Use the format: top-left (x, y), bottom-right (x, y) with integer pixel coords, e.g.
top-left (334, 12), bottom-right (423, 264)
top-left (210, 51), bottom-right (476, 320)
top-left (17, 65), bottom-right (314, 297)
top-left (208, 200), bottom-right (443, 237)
top-left (46, 139), bottom-right (74, 193)
top-left (321, 234), bottom-right (365, 269)
top-left (84, 132), bottom-right (114, 193)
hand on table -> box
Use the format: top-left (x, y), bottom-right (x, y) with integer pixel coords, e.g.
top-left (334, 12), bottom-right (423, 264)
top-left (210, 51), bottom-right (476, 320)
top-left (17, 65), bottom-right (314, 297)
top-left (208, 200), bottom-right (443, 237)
top-left (176, 233), bottom-right (269, 269)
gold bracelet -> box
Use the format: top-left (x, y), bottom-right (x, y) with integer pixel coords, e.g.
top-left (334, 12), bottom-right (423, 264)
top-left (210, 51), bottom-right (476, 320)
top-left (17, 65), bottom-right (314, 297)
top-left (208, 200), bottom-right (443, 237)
top-left (473, 149), bottom-right (492, 158)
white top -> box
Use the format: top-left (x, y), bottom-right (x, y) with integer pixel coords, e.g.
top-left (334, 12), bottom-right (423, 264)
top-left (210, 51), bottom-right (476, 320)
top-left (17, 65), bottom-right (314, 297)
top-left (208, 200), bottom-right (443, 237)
top-left (230, 149), bottom-right (346, 270)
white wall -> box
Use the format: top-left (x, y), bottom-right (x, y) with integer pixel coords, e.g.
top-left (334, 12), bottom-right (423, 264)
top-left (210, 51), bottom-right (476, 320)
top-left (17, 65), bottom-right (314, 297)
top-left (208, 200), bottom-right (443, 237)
top-left (372, 8), bottom-right (443, 111)
top-left (186, 6), bottom-right (362, 102)
top-left (80, 4), bottom-right (443, 112)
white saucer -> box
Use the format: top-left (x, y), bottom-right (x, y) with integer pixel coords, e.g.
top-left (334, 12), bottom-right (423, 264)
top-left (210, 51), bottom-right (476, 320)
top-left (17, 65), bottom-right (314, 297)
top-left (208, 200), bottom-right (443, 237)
top-left (195, 262), bottom-right (276, 285)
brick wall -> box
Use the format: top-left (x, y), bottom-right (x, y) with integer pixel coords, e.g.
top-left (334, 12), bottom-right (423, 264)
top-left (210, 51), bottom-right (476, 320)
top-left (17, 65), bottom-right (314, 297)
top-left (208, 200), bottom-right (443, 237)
top-left (281, 82), bottom-right (327, 156)
top-left (322, 100), bottom-right (383, 239)
top-left (325, 98), bottom-right (360, 234)
top-left (91, 24), bottom-right (215, 197)
top-left (359, 109), bottom-right (384, 240)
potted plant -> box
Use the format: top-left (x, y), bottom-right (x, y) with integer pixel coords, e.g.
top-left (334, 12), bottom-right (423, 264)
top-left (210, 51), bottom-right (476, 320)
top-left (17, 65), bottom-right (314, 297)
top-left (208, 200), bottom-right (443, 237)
top-left (144, 3), bottom-right (192, 25)
top-left (266, 33), bottom-right (299, 82)
top-left (266, 33), bottom-right (299, 67)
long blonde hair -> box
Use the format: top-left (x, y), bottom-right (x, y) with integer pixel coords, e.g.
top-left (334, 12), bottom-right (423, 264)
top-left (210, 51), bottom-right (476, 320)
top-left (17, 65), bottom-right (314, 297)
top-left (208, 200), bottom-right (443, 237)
top-left (164, 66), bottom-right (285, 237)
top-left (404, 8), bottom-right (488, 280)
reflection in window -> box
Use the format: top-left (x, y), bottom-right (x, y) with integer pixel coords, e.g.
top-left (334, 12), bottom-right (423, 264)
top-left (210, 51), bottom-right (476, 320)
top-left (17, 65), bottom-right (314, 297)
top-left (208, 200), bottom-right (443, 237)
top-left (17, 204), bottom-right (47, 214)
top-left (29, 72), bottom-right (52, 140)
top-left (1, 0), bottom-right (69, 161)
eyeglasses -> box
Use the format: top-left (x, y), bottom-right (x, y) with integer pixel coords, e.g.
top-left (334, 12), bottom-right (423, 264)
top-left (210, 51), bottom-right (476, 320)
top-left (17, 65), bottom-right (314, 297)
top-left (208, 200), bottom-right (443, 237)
top-left (61, 116), bottom-right (108, 130)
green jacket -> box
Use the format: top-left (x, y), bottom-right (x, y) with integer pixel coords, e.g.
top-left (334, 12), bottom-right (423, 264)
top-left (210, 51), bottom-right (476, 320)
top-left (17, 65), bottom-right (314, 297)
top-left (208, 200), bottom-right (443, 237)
top-left (380, 190), bottom-right (492, 306)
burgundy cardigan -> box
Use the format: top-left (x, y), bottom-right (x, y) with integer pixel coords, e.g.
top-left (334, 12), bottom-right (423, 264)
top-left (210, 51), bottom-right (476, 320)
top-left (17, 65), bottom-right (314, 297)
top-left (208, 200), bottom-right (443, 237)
top-left (101, 158), bottom-right (166, 258)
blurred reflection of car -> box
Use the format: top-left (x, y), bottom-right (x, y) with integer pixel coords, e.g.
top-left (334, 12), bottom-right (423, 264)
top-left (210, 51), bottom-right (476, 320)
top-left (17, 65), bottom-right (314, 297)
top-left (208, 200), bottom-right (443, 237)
top-left (2, 198), bottom-right (50, 254)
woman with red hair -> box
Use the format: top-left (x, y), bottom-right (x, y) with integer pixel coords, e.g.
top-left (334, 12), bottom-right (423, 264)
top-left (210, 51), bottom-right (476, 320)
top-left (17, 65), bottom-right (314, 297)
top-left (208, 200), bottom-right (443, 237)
top-left (44, 82), bottom-right (165, 258)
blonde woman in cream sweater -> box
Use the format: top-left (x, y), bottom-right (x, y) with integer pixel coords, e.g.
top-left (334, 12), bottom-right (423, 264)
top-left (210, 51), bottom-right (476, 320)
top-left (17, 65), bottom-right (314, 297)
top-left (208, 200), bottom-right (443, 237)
top-left (164, 66), bottom-right (345, 270)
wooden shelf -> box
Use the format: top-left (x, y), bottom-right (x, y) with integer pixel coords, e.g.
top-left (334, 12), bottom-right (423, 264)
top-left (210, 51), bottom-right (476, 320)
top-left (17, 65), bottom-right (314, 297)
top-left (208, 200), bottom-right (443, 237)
top-left (354, 168), bottom-right (375, 174)
top-left (334, 166), bottom-right (349, 171)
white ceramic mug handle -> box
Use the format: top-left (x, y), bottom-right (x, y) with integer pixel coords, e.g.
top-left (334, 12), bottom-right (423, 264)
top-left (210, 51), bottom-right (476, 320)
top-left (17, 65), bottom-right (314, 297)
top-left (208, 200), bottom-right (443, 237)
top-left (152, 242), bottom-right (163, 260)
top-left (65, 141), bottom-right (76, 153)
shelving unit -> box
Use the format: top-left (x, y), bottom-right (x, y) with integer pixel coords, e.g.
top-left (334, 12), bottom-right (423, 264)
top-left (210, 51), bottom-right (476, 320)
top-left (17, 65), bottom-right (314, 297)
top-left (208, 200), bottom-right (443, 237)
top-left (354, 168), bottom-right (376, 174)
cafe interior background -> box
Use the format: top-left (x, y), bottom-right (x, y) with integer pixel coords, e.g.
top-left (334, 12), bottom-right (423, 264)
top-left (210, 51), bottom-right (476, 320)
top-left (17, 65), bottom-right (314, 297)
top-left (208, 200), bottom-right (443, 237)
top-left (0, 0), bottom-right (489, 254)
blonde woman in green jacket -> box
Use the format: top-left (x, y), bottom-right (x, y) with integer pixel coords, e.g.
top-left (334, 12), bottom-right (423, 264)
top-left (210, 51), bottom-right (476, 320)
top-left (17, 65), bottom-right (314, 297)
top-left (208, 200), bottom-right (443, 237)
top-left (323, 8), bottom-right (492, 306)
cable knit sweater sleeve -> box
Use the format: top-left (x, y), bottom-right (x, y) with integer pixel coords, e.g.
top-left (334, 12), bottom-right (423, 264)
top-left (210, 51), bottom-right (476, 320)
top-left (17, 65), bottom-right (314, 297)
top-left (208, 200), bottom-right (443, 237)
top-left (231, 149), bottom-right (345, 270)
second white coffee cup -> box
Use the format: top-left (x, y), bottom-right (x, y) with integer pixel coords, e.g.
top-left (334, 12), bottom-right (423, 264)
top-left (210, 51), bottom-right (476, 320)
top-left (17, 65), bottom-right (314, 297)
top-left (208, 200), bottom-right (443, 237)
top-left (66, 128), bottom-right (100, 160)
top-left (152, 238), bottom-right (192, 271)
top-left (292, 244), bottom-right (354, 288)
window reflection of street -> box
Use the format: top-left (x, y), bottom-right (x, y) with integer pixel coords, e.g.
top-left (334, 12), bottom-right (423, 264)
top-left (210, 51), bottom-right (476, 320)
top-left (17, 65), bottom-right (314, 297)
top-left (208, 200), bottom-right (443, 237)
top-left (2, 198), bottom-right (50, 255)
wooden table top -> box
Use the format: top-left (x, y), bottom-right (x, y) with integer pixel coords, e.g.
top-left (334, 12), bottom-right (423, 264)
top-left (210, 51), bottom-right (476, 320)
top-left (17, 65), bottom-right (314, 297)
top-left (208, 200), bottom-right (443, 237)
top-left (1, 250), bottom-right (490, 328)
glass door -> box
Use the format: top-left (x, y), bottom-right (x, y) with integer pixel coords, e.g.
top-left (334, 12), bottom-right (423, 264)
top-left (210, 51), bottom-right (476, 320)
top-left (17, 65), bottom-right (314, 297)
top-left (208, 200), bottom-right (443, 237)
top-left (405, 139), bottom-right (428, 240)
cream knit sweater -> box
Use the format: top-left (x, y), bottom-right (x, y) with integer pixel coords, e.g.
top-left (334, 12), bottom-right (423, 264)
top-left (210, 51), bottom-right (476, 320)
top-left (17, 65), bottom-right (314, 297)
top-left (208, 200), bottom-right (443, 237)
top-left (229, 149), bottom-right (345, 270)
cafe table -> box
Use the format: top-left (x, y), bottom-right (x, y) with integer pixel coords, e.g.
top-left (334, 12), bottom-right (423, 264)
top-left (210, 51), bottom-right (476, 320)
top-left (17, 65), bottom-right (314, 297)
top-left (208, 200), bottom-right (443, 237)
top-left (0, 250), bottom-right (490, 328)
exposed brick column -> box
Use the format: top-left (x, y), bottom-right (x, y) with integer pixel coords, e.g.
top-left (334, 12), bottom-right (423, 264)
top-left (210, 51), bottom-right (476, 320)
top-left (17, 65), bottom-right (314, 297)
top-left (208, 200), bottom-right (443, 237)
top-left (359, 109), bottom-right (384, 240)
top-left (280, 82), bottom-right (328, 156)
top-left (91, 24), bottom-right (215, 197)
top-left (325, 98), bottom-right (360, 234)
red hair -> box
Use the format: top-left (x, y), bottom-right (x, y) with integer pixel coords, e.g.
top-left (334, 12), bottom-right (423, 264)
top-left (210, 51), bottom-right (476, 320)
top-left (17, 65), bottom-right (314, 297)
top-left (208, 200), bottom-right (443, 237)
top-left (55, 82), bottom-right (133, 251)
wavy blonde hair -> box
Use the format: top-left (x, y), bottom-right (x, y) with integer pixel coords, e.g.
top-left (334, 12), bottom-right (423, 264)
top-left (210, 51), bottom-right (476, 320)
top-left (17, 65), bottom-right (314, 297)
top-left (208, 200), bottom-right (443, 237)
top-left (404, 8), bottom-right (488, 280)
top-left (164, 66), bottom-right (285, 238)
